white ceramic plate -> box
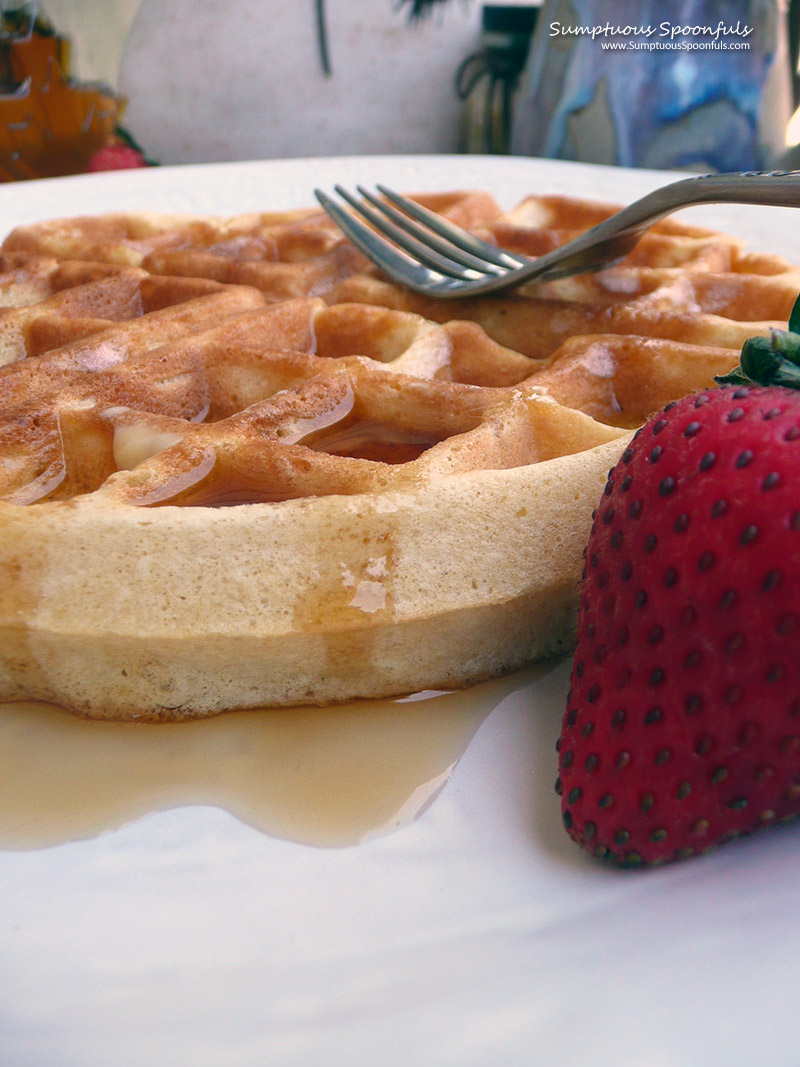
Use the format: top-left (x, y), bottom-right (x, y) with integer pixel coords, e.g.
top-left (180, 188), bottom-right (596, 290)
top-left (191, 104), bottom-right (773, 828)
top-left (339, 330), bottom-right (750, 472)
top-left (3, 156), bottom-right (800, 1067)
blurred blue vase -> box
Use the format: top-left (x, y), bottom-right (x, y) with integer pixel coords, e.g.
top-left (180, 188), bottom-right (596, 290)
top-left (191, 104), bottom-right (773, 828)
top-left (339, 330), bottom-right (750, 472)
top-left (510, 0), bottom-right (792, 170)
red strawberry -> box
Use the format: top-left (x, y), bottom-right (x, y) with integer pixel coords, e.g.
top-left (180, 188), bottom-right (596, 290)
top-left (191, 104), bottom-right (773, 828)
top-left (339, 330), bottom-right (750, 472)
top-left (87, 144), bottom-right (147, 172)
top-left (558, 316), bottom-right (800, 866)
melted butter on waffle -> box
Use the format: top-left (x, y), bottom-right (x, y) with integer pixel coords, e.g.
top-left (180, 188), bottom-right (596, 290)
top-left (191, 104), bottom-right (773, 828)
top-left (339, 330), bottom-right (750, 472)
top-left (0, 190), bottom-right (795, 719)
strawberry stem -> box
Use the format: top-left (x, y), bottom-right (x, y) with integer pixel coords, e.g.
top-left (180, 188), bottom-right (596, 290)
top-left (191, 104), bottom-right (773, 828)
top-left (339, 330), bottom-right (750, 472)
top-left (716, 292), bottom-right (800, 389)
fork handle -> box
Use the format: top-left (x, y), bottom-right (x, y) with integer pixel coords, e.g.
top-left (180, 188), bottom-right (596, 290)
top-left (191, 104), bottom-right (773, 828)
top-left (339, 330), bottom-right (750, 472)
top-left (520, 169), bottom-right (800, 286)
top-left (606, 170), bottom-right (800, 235)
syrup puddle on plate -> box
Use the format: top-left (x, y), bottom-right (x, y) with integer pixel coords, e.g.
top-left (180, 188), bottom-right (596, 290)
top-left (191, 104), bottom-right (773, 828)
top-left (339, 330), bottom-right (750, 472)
top-left (0, 664), bottom-right (551, 851)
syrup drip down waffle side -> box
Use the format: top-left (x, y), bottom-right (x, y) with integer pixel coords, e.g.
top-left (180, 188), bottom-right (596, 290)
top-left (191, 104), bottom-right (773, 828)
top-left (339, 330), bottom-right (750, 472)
top-left (0, 191), bottom-right (796, 719)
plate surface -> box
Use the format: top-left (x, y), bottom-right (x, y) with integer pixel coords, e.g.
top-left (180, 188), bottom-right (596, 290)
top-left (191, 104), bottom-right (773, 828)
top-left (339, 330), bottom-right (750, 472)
top-left (3, 155), bottom-right (800, 1067)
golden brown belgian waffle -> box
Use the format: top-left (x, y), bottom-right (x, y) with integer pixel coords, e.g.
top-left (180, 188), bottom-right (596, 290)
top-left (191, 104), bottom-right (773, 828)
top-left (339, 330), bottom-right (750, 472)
top-left (1, 191), bottom-right (797, 719)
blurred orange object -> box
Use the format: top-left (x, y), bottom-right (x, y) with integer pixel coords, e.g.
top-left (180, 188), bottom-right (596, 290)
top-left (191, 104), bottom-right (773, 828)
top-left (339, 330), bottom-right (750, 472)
top-left (0, 8), bottom-right (124, 181)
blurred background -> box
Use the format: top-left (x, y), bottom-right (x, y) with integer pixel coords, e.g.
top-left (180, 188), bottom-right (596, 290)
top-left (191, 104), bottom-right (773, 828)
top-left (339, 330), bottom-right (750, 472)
top-left (2, 0), bottom-right (800, 179)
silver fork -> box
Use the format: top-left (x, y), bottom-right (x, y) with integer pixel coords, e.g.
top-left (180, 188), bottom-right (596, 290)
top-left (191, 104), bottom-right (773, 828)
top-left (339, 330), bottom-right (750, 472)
top-left (314, 171), bottom-right (800, 298)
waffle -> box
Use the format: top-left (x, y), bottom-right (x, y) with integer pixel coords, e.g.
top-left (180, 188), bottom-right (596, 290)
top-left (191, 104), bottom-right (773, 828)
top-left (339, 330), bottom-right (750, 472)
top-left (0, 190), bottom-right (796, 720)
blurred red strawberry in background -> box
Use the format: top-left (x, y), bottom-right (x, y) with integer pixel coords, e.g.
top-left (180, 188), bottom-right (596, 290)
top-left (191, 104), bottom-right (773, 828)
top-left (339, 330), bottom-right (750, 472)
top-left (87, 144), bottom-right (147, 172)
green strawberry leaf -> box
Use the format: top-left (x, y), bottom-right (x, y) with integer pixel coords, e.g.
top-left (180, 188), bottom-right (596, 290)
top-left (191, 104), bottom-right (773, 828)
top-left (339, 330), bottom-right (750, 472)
top-left (714, 365), bottom-right (751, 386)
top-left (716, 293), bottom-right (800, 388)
top-left (789, 292), bottom-right (800, 334)
top-left (746, 333), bottom-right (800, 386)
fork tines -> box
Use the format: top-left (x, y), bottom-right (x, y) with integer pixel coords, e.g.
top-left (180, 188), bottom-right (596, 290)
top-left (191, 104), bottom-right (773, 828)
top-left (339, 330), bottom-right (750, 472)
top-left (314, 184), bottom-right (526, 292)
